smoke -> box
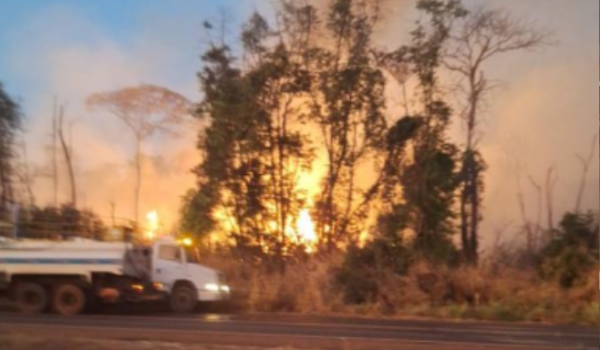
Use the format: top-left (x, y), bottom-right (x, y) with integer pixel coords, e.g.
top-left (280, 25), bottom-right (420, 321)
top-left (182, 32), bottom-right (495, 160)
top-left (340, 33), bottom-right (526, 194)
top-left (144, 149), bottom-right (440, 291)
top-left (3, 3), bottom-right (203, 230)
top-left (375, 0), bottom-right (599, 246)
top-left (2, 0), bottom-right (597, 245)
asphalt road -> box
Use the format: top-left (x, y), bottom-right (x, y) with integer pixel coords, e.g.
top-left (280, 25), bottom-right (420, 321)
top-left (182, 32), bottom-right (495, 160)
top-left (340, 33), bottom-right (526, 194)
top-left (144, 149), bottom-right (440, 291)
top-left (0, 311), bottom-right (597, 350)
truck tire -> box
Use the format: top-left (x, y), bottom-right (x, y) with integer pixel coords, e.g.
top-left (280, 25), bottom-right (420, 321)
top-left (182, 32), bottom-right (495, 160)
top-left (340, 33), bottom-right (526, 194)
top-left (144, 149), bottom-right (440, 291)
top-left (15, 282), bottom-right (49, 314)
top-left (170, 285), bottom-right (197, 314)
top-left (53, 284), bottom-right (87, 316)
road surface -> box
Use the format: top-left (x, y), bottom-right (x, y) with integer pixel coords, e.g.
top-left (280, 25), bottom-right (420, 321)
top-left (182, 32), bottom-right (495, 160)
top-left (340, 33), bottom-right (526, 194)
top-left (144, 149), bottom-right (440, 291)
top-left (0, 311), bottom-right (597, 350)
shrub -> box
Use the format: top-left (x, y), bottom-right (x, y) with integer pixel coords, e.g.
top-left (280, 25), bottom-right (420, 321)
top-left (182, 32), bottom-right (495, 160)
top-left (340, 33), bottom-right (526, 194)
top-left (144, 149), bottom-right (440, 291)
top-left (335, 237), bottom-right (413, 304)
top-left (538, 212), bottom-right (599, 288)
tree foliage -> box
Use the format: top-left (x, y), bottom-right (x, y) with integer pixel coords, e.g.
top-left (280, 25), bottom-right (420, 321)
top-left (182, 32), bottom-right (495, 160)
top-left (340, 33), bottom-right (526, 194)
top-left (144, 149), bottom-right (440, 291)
top-left (187, 7), bottom-right (318, 264)
top-left (308, 0), bottom-right (388, 250)
top-left (87, 84), bottom-right (191, 224)
top-left (15, 204), bottom-right (106, 241)
top-left (538, 212), bottom-right (599, 288)
top-left (0, 82), bottom-right (21, 216)
top-left (372, 0), bottom-right (466, 264)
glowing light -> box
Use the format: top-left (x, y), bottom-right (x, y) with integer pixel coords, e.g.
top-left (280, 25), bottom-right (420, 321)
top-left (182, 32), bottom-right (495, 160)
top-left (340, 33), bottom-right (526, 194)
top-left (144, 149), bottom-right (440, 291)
top-left (358, 230), bottom-right (370, 248)
top-left (297, 209), bottom-right (318, 253)
top-left (145, 210), bottom-right (159, 240)
top-left (181, 238), bottom-right (193, 246)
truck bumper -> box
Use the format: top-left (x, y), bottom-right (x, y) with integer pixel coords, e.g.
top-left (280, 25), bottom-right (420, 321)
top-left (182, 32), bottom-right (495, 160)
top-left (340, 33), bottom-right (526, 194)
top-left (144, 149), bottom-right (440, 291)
top-left (198, 290), bottom-right (230, 302)
top-left (98, 287), bottom-right (168, 303)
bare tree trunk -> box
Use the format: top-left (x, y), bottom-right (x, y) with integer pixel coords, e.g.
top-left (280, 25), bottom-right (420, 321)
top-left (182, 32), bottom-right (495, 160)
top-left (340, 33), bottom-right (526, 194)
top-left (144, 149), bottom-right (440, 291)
top-left (52, 98), bottom-right (59, 206)
top-left (460, 168), bottom-right (470, 262)
top-left (19, 140), bottom-right (35, 206)
top-left (461, 69), bottom-right (481, 265)
top-left (545, 167), bottom-right (557, 234)
top-left (516, 168), bottom-right (533, 256)
top-left (574, 134), bottom-right (597, 213)
top-left (134, 137), bottom-right (142, 225)
top-left (528, 173), bottom-right (542, 251)
top-left (470, 164), bottom-right (480, 264)
top-left (57, 104), bottom-right (77, 207)
top-left (110, 201), bottom-right (115, 227)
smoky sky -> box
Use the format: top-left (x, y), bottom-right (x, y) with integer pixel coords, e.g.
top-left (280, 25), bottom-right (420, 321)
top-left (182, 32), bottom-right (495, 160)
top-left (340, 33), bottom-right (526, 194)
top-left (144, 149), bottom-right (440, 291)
top-left (0, 0), bottom-right (597, 243)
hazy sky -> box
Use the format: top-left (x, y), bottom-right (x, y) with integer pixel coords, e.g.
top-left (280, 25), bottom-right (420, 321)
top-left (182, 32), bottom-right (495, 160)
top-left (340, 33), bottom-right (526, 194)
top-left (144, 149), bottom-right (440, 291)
top-left (0, 0), bottom-right (597, 244)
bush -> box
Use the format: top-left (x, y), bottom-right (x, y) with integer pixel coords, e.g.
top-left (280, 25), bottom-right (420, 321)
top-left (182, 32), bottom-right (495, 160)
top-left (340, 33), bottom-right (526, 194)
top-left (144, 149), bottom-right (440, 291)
top-left (335, 237), bottom-right (412, 304)
top-left (538, 212), bottom-right (599, 288)
top-left (14, 205), bottom-right (106, 240)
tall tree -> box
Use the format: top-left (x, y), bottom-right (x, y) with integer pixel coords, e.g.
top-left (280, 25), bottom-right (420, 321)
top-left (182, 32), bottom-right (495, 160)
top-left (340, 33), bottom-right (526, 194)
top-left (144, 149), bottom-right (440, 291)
top-left (444, 6), bottom-right (549, 264)
top-left (187, 6), bottom-right (316, 262)
top-left (375, 0), bottom-right (466, 263)
top-left (87, 85), bottom-right (191, 224)
top-left (308, 0), bottom-right (387, 250)
top-left (0, 82), bottom-right (21, 215)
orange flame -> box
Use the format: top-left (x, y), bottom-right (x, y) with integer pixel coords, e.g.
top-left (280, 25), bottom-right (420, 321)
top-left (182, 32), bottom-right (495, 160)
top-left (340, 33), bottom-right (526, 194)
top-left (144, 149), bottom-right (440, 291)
top-left (145, 210), bottom-right (159, 240)
top-left (297, 209), bottom-right (318, 253)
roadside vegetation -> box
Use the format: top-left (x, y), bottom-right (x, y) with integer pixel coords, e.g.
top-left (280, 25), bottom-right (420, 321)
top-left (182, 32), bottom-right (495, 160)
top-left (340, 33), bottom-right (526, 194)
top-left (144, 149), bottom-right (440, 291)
top-left (1, 0), bottom-right (597, 326)
top-left (184, 0), bottom-right (597, 326)
top-left (202, 210), bottom-right (598, 325)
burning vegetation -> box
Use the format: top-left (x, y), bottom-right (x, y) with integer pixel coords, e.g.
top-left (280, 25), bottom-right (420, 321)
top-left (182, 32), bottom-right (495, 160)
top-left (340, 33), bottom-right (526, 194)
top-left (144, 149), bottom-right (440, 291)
top-left (0, 0), bottom-right (597, 324)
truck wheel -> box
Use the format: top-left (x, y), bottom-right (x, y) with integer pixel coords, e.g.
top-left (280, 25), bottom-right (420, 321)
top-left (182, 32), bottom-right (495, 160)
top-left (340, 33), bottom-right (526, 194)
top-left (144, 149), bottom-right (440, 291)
top-left (15, 282), bottom-right (49, 314)
top-left (53, 284), bottom-right (87, 316)
top-left (170, 285), bottom-right (197, 314)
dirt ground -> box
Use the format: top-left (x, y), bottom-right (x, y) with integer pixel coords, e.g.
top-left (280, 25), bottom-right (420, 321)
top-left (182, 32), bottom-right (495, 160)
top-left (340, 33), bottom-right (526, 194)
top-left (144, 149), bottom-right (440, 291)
top-left (0, 336), bottom-right (303, 350)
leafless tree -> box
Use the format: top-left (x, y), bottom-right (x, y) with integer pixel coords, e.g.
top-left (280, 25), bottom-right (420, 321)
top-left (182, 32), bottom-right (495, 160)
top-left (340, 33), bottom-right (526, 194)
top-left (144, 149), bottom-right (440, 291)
top-left (516, 165), bottom-right (534, 256)
top-left (51, 98), bottom-right (59, 206)
top-left (574, 134), bottom-right (598, 213)
top-left (57, 103), bottom-right (77, 206)
top-left (87, 84), bottom-right (191, 224)
top-left (445, 6), bottom-right (550, 264)
top-left (14, 138), bottom-right (36, 207)
top-left (527, 172), bottom-right (543, 242)
top-left (545, 166), bottom-right (558, 234)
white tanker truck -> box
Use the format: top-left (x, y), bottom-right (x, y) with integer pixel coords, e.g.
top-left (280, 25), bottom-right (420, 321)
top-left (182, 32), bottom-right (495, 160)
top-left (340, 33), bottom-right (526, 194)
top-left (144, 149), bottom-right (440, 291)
top-left (0, 237), bottom-right (229, 315)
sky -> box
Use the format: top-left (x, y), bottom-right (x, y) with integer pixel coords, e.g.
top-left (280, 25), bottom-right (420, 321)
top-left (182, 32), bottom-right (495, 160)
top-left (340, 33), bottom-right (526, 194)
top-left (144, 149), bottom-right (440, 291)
top-left (0, 0), bottom-right (597, 245)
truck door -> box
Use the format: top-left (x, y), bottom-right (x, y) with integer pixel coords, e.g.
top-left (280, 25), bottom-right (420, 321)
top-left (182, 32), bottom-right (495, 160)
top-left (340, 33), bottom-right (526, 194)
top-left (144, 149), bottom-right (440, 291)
top-left (152, 244), bottom-right (186, 292)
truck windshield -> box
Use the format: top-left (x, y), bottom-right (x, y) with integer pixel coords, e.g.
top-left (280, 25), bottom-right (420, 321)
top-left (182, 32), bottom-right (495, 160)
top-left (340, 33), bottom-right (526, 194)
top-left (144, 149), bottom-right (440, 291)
top-left (184, 246), bottom-right (201, 264)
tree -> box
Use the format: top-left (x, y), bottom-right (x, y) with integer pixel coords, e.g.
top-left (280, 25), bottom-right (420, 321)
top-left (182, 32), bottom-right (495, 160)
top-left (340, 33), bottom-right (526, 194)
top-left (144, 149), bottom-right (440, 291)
top-left (0, 82), bottom-right (21, 215)
top-left (308, 0), bottom-right (387, 250)
top-left (56, 103), bottom-right (77, 206)
top-left (187, 6), bottom-right (317, 263)
top-left (444, 6), bottom-right (549, 265)
top-left (17, 204), bottom-right (106, 241)
top-left (374, 0), bottom-right (466, 263)
top-left (87, 85), bottom-right (191, 224)
top-left (538, 211), bottom-right (599, 288)
top-left (574, 134), bottom-right (597, 214)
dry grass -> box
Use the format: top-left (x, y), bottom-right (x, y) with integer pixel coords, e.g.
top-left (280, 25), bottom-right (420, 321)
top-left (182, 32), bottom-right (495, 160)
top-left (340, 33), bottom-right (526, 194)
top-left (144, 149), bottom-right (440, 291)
top-left (205, 254), bottom-right (599, 325)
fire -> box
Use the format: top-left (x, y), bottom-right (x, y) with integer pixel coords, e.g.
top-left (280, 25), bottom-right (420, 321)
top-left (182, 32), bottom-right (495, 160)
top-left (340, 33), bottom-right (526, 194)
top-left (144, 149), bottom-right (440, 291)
top-left (297, 209), bottom-right (318, 253)
top-left (145, 210), bottom-right (159, 240)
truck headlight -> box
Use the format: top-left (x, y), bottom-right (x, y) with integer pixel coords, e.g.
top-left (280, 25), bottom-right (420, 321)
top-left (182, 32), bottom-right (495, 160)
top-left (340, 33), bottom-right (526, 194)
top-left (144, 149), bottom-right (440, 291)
top-left (220, 285), bottom-right (230, 293)
top-left (205, 283), bottom-right (220, 292)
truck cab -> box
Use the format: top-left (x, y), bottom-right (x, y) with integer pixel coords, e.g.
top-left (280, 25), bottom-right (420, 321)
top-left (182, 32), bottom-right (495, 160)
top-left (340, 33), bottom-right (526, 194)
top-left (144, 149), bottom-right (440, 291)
top-left (152, 238), bottom-right (229, 313)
